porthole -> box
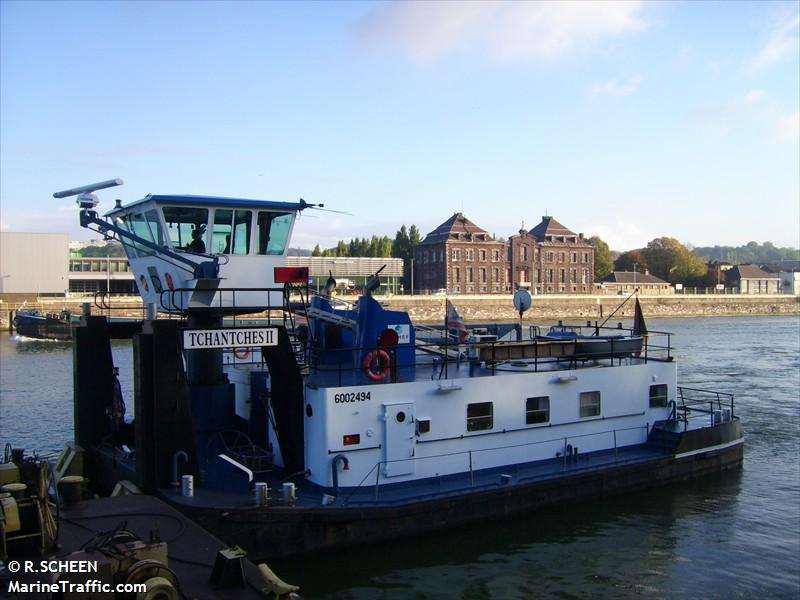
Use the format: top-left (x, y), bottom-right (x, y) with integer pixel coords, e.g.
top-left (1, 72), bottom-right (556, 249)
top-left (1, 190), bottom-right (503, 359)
top-left (396, 411), bottom-right (406, 423)
top-left (305, 404), bottom-right (313, 418)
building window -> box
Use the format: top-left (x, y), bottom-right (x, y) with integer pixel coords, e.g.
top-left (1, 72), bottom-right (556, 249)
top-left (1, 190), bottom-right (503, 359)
top-left (559, 252), bottom-right (565, 263)
top-left (467, 268), bottom-right (473, 283)
top-left (452, 248), bottom-right (461, 261)
top-left (480, 249), bottom-right (487, 261)
top-left (572, 252), bottom-right (577, 263)
top-left (480, 268), bottom-right (487, 283)
top-left (467, 402), bottom-right (493, 431)
top-left (526, 396), bottom-right (550, 424)
top-left (547, 251), bottom-right (554, 262)
top-left (454, 267), bottom-right (460, 283)
top-left (571, 269), bottom-right (577, 283)
top-left (548, 269), bottom-right (554, 283)
top-left (580, 391), bottom-right (601, 417)
top-left (465, 249), bottom-right (473, 261)
top-left (583, 252), bottom-right (589, 262)
top-left (493, 268), bottom-right (499, 282)
top-left (649, 384), bottom-right (668, 408)
top-left (560, 269), bottom-right (566, 283)
top-left (493, 250), bottom-right (501, 262)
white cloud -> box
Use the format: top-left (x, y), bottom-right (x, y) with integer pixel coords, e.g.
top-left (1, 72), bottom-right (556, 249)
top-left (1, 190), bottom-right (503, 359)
top-left (356, 1), bottom-right (646, 63)
top-left (588, 74), bottom-right (643, 97)
top-left (747, 15), bottom-right (799, 72)
top-left (588, 220), bottom-right (648, 253)
top-left (741, 89), bottom-right (766, 105)
top-left (774, 111), bottom-right (800, 144)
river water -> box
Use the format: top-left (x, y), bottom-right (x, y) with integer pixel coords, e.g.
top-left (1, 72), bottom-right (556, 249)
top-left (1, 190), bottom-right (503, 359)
top-left (0, 316), bottom-right (798, 599)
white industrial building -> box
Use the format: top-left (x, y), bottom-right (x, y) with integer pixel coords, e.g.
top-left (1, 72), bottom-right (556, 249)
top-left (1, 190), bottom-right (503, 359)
top-left (0, 232), bottom-right (70, 297)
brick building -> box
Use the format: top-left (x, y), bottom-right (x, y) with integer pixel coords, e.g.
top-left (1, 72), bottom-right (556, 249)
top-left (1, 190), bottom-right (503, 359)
top-left (508, 216), bottom-right (594, 294)
top-left (414, 213), bottom-right (507, 294)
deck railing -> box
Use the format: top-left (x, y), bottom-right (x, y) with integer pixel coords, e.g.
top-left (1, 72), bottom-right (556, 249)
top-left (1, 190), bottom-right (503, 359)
top-left (675, 386), bottom-right (735, 428)
top-left (341, 423), bottom-right (651, 506)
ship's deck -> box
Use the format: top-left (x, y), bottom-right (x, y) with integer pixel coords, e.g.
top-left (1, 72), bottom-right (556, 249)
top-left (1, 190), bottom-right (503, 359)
top-left (4, 494), bottom-right (279, 599)
top-left (164, 441), bottom-right (671, 511)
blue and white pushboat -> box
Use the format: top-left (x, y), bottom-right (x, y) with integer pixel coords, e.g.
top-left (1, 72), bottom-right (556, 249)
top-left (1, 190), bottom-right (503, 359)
top-left (60, 180), bottom-right (744, 559)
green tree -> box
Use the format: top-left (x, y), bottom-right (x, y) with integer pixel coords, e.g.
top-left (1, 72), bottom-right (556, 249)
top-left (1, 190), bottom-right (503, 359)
top-left (80, 242), bottom-right (126, 257)
top-left (336, 240), bottom-right (347, 257)
top-left (587, 236), bottom-right (613, 281)
top-left (614, 250), bottom-right (648, 273)
top-left (642, 237), bottom-right (707, 285)
top-left (409, 225), bottom-right (421, 248)
top-left (393, 225), bottom-right (411, 259)
top-left (311, 244), bottom-right (321, 257)
top-left (379, 237), bottom-right (393, 257)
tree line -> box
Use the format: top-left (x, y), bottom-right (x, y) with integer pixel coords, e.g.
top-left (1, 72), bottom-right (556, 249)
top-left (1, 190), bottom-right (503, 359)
top-left (311, 225), bottom-right (422, 261)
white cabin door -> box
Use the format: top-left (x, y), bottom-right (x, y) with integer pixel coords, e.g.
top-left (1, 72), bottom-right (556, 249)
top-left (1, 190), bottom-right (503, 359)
top-left (383, 402), bottom-right (415, 477)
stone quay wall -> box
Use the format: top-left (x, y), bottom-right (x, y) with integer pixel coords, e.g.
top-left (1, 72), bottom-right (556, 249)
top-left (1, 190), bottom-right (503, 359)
top-left (382, 294), bottom-right (800, 324)
top-left (2, 294), bottom-right (798, 329)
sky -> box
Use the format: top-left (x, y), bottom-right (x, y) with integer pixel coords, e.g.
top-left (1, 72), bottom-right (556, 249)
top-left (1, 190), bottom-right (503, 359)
top-left (1, 0), bottom-right (798, 251)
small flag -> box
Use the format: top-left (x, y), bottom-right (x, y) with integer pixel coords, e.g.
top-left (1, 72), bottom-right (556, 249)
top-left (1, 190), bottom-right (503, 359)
top-left (446, 299), bottom-right (468, 342)
top-left (633, 296), bottom-right (648, 337)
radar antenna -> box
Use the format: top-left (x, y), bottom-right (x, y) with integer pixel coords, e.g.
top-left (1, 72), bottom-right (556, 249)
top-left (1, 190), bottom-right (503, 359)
top-left (53, 178), bottom-right (124, 209)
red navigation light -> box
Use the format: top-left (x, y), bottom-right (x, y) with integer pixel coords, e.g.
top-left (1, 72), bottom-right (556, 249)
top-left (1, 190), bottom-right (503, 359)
top-left (343, 434), bottom-right (361, 446)
top-left (274, 266), bottom-right (309, 284)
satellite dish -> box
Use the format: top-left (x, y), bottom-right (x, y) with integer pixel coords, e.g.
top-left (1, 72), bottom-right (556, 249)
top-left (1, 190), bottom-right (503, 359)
top-left (513, 289), bottom-right (532, 316)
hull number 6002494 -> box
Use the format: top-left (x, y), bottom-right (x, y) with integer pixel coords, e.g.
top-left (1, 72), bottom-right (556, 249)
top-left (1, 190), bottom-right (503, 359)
top-left (334, 391), bottom-right (371, 403)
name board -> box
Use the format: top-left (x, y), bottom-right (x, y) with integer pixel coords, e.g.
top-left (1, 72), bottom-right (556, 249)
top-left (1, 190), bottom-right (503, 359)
top-left (183, 328), bottom-right (278, 350)
top-left (388, 324), bottom-right (411, 344)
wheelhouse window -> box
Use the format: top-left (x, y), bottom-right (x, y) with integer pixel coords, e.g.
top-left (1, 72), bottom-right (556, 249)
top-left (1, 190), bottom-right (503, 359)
top-left (526, 396), bottom-right (550, 424)
top-left (256, 212), bottom-right (292, 255)
top-left (125, 212), bottom-right (156, 257)
top-left (467, 402), bottom-right (493, 432)
top-left (649, 384), bottom-right (668, 407)
top-left (211, 209), bottom-right (252, 255)
top-left (162, 207), bottom-right (209, 251)
top-left (579, 391), bottom-right (601, 418)
top-left (144, 210), bottom-right (165, 246)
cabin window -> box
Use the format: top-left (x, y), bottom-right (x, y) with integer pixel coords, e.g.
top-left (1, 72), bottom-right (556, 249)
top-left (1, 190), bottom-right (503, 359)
top-left (467, 402), bottom-right (493, 432)
top-left (212, 209), bottom-right (251, 255)
top-left (126, 212), bottom-right (156, 256)
top-left (255, 212), bottom-right (292, 255)
top-left (649, 384), bottom-right (668, 407)
top-left (526, 396), bottom-right (549, 424)
top-left (232, 210), bottom-right (252, 254)
top-left (142, 210), bottom-right (164, 246)
top-left (579, 391), bottom-right (601, 417)
top-left (162, 207), bottom-right (209, 251)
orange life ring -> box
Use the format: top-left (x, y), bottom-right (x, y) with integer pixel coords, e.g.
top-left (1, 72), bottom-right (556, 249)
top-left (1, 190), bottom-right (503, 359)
top-left (363, 349), bottom-right (391, 381)
top-left (233, 348), bottom-right (251, 360)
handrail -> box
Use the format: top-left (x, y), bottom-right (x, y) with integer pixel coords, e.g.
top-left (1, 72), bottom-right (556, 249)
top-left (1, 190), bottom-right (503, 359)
top-left (340, 423), bottom-right (650, 505)
top-left (676, 385), bottom-right (735, 428)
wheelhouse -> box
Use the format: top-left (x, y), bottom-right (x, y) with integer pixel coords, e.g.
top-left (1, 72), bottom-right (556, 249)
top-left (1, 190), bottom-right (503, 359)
top-left (104, 194), bottom-right (305, 312)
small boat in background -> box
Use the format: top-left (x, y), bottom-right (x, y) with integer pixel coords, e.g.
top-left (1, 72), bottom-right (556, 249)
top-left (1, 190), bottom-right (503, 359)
top-left (12, 309), bottom-right (77, 341)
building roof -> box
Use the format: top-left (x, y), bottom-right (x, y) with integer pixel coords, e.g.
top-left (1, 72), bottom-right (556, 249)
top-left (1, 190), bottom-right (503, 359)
top-left (761, 260), bottom-right (800, 273)
top-left (529, 216), bottom-right (576, 241)
top-left (604, 271), bottom-right (670, 285)
top-left (419, 213), bottom-right (495, 245)
top-left (728, 264), bottom-right (779, 280)
top-left (105, 194), bottom-right (308, 217)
